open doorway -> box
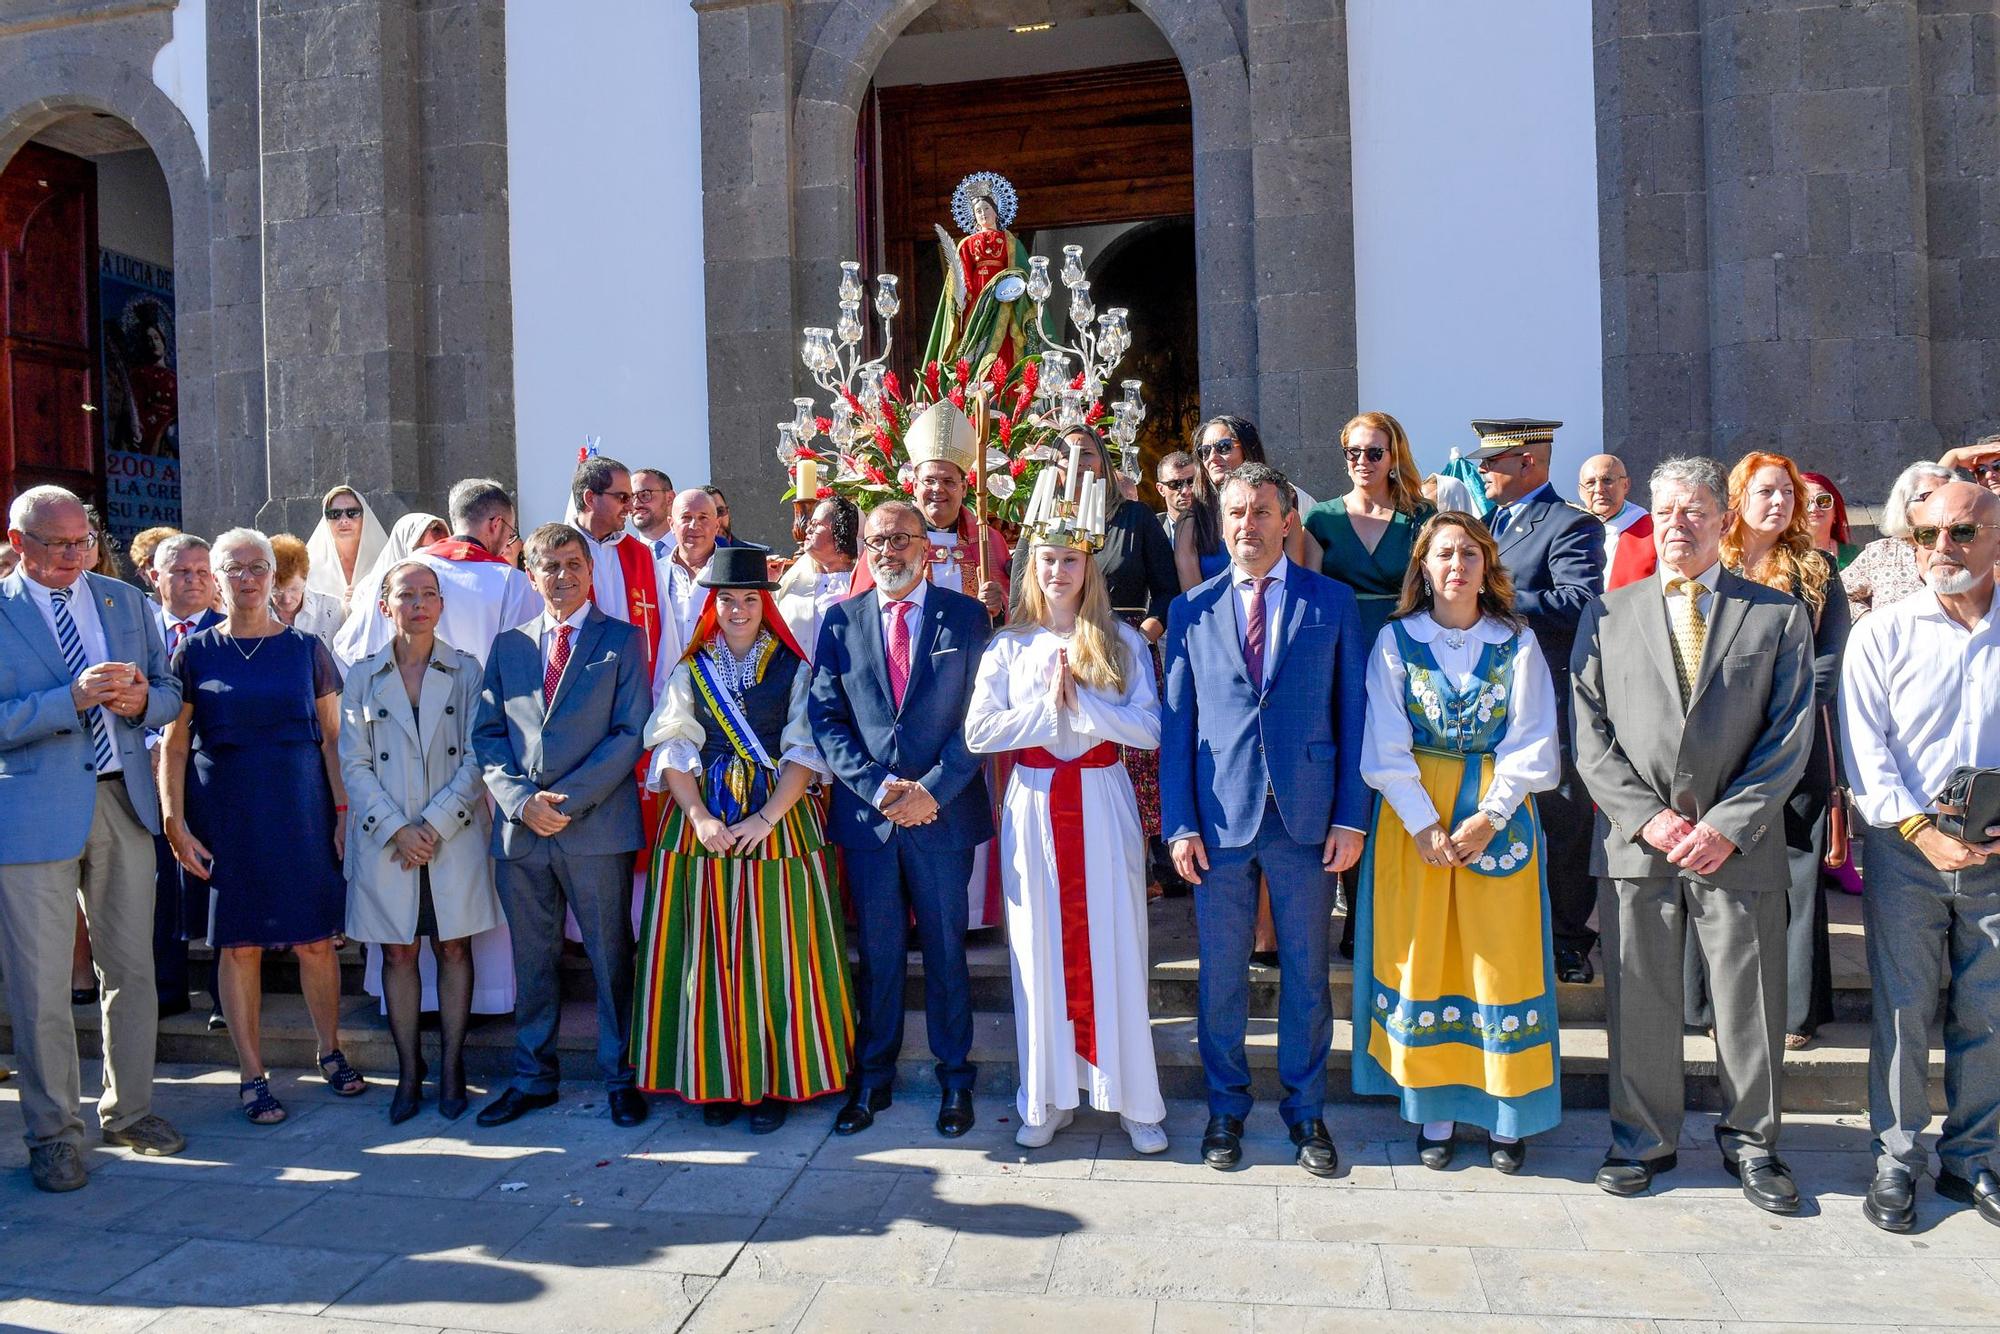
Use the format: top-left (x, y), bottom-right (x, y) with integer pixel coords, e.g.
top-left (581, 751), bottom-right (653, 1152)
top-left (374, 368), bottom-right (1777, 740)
top-left (864, 6), bottom-right (1197, 485)
top-left (0, 112), bottom-right (178, 563)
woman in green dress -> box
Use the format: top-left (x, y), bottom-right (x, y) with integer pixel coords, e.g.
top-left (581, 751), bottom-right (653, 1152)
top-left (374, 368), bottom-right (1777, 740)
top-left (1305, 410), bottom-right (1435, 958)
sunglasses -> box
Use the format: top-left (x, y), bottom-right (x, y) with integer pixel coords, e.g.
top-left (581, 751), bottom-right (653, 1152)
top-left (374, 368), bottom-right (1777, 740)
top-left (1804, 492), bottom-right (1836, 512)
top-left (1912, 522), bottom-right (2000, 547)
top-left (1158, 477), bottom-right (1195, 492)
top-left (1195, 439), bottom-right (1240, 461)
top-left (1343, 446), bottom-right (1387, 464)
top-left (325, 506), bottom-right (363, 521)
top-left (1973, 461), bottom-right (2000, 480)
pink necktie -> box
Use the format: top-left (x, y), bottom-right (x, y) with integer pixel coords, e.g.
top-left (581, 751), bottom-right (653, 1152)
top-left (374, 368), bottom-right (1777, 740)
top-left (544, 624), bottom-right (572, 707)
top-left (886, 600), bottom-right (913, 709)
top-left (1244, 576), bottom-right (1271, 687)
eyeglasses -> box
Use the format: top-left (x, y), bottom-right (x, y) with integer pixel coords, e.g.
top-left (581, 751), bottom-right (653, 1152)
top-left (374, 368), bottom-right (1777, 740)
top-left (632, 489), bottom-right (663, 504)
top-left (1194, 439), bottom-right (1240, 461)
top-left (219, 561), bottom-right (273, 579)
top-left (1912, 523), bottom-right (2000, 548)
top-left (324, 506), bottom-right (363, 521)
top-left (1342, 446), bottom-right (1387, 464)
top-left (1158, 477), bottom-right (1195, 492)
top-left (862, 532), bottom-right (922, 553)
top-left (1804, 492), bottom-right (1837, 512)
top-left (22, 531), bottom-right (99, 557)
top-left (1477, 449), bottom-right (1528, 470)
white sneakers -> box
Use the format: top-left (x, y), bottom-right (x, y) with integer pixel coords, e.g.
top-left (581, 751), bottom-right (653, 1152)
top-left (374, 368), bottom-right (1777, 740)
top-left (1121, 1116), bottom-right (1170, 1155)
top-left (1015, 1106), bottom-right (1074, 1147)
top-left (1014, 1106), bottom-right (1171, 1155)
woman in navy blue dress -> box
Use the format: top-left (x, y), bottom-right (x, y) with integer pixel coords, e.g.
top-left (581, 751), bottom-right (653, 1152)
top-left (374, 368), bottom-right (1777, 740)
top-left (162, 527), bottom-right (360, 1125)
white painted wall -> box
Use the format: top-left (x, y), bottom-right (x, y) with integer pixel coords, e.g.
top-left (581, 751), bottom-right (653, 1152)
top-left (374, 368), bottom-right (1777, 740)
top-left (150, 0), bottom-right (208, 169)
top-left (504, 0), bottom-right (709, 529)
top-left (96, 148), bottom-right (174, 267)
top-left (1346, 0), bottom-right (1604, 492)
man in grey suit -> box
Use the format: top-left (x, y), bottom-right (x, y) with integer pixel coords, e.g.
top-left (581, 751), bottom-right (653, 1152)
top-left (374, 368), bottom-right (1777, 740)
top-left (1571, 456), bottom-right (1816, 1214)
top-left (0, 486), bottom-right (187, 1191)
top-left (471, 522), bottom-right (651, 1129)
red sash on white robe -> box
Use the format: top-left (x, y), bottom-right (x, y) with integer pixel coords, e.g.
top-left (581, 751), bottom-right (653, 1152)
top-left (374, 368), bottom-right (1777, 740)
top-left (600, 532), bottom-right (667, 843)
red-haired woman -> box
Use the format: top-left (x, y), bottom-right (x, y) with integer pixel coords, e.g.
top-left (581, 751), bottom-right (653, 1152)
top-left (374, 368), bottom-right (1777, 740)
top-left (1684, 452), bottom-right (1849, 1048)
top-left (1799, 472), bottom-right (1860, 571)
top-left (630, 546), bottom-right (853, 1133)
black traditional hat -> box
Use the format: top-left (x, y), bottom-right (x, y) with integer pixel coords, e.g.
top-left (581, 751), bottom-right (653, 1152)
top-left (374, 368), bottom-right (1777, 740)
top-left (1467, 418), bottom-right (1563, 460)
top-left (696, 545), bottom-right (777, 591)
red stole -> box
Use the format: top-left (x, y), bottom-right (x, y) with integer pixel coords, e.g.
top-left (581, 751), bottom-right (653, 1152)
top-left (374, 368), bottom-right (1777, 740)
top-left (601, 533), bottom-right (667, 842)
top-left (422, 537), bottom-right (508, 564)
top-left (1608, 514), bottom-right (1657, 590)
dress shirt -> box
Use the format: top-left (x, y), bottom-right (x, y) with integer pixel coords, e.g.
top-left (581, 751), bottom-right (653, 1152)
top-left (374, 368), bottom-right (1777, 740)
top-left (1490, 482), bottom-right (1554, 539)
top-left (157, 603), bottom-right (206, 654)
top-left (871, 579), bottom-right (929, 808)
top-left (663, 548), bottom-right (713, 643)
top-left (24, 571), bottom-right (122, 773)
top-left (631, 524), bottom-right (676, 561)
top-left (1360, 614), bottom-right (1560, 835)
top-left (1229, 556), bottom-right (1290, 689)
top-left (536, 602), bottom-right (592, 680)
top-left (1657, 560), bottom-right (1719, 623)
top-left (1841, 587), bottom-right (2000, 828)
top-left (1599, 500), bottom-right (1647, 588)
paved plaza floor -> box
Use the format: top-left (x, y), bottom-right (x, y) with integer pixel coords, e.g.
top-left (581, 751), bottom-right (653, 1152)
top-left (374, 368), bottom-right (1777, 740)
top-left (0, 1061), bottom-right (1996, 1332)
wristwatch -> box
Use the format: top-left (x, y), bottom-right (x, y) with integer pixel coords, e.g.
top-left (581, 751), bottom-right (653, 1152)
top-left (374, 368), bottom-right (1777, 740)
top-left (1478, 806), bottom-right (1507, 835)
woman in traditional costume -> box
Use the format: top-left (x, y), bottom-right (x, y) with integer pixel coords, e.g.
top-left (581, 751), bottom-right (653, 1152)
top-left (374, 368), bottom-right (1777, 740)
top-left (631, 546), bottom-right (852, 1133)
top-left (966, 480), bottom-right (1168, 1153)
top-left (1354, 511), bottom-right (1562, 1172)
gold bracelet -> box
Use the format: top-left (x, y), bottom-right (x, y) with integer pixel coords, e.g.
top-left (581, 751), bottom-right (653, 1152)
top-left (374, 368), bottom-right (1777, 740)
top-left (1899, 814), bottom-right (1934, 841)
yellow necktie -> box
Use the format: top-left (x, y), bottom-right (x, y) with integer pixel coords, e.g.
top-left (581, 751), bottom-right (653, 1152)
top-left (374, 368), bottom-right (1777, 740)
top-left (1667, 576), bottom-right (1707, 707)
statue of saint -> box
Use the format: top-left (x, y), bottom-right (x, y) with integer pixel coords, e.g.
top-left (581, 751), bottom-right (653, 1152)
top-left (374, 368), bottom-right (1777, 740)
top-left (923, 171), bottom-right (1046, 386)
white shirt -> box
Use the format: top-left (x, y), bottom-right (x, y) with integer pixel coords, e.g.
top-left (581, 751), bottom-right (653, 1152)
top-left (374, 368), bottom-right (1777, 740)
top-left (663, 548), bottom-right (714, 643)
top-left (157, 602), bottom-right (207, 655)
top-left (1841, 586), bottom-right (2000, 827)
top-left (1360, 615), bottom-right (1561, 835)
top-left (630, 523), bottom-right (676, 561)
top-left (24, 571), bottom-right (121, 773)
top-left (1598, 499), bottom-right (1647, 589)
top-left (537, 602), bottom-right (592, 682)
top-left (1230, 556), bottom-right (1289, 689)
top-left (1658, 560), bottom-right (1720, 625)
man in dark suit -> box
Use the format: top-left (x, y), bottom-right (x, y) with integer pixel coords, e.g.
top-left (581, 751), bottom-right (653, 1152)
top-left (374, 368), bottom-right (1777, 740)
top-left (1472, 419), bottom-right (1605, 982)
top-left (1161, 463), bottom-right (1369, 1179)
top-left (1572, 455), bottom-right (1815, 1212)
top-left (471, 523), bottom-right (651, 1129)
top-left (809, 499), bottom-right (993, 1138)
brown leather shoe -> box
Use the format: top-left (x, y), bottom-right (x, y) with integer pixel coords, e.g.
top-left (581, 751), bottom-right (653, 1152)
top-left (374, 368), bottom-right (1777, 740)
top-left (102, 1114), bottom-right (186, 1157)
top-left (29, 1142), bottom-right (87, 1193)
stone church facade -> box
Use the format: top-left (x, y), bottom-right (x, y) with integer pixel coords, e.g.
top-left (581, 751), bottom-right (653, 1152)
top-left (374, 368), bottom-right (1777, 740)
top-left (2, 0), bottom-right (1996, 540)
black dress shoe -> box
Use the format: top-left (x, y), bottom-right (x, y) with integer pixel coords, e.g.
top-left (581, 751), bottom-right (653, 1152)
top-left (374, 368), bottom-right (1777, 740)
top-left (1290, 1118), bottom-right (1339, 1178)
top-left (71, 986), bottom-right (98, 1007)
top-left (936, 1089), bottom-right (974, 1138)
top-left (1488, 1135), bottom-right (1527, 1175)
top-left (1862, 1165), bottom-right (1916, 1233)
top-left (1555, 948), bottom-right (1593, 984)
top-left (1201, 1113), bottom-right (1245, 1170)
top-left (1416, 1128), bottom-right (1454, 1171)
top-left (158, 996), bottom-right (192, 1019)
top-left (476, 1088), bottom-right (557, 1127)
top-left (388, 1085), bottom-right (423, 1126)
top-left (608, 1088), bottom-right (649, 1128)
top-left (1725, 1155), bottom-right (1800, 1214)
top-left (702, 1102), bottom-right (740, 1127)
top-left (1249, 949), bottom-right (1280, 969)
top-left (207, 1006), bottom-right (228, 1032)
top-left (834, 1087), bottom-right (891, 1136)
top-left (1595, 1151), bottom-right (1676, 1196)
top-left (1937, 1168), bottom-right (2000, 1226)
top-left (747, 1100), bottom-right (788, 1134)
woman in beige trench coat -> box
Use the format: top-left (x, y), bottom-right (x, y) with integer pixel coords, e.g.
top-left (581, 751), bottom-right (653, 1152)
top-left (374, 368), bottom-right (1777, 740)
top-left (338, 560), bottom-right (501, 1123)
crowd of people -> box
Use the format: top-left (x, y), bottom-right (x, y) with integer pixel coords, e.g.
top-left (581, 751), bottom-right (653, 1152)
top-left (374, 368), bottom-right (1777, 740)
top-left (2, 411), bottom-right (1997, 1242)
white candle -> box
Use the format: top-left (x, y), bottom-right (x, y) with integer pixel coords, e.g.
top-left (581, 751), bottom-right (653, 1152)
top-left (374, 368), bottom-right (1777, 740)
top-left (1029, 467), bottom-right (1057, 526)
top-left (795, 457), bottom-right (817, 497)
top-left (1064, 440), bottom-right (1083, 504)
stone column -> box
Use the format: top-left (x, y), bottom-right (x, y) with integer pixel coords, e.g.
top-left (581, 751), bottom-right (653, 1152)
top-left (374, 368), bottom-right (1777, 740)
top-left (1920, 1), bottom-right (2000, 450)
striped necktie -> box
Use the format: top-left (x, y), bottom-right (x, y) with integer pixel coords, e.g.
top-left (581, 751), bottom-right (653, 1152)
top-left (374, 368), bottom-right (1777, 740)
top-left (51, 587), bottom-right (117, 772)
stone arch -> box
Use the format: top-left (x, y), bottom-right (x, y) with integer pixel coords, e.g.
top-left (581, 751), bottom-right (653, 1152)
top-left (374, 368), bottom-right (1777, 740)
top-left (0, 49), bottom-right (216, 532)
top-left (789, 0), bottom-right (1257, 404)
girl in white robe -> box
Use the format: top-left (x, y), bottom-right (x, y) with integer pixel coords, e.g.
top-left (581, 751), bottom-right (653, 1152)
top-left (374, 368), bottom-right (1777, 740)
top-left (966, 537), bottom-right (1168, 1153)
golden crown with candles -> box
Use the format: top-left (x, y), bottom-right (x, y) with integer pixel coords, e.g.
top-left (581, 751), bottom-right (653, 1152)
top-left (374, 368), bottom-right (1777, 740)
top-left (1017, 441), bottom-right (1108, 553)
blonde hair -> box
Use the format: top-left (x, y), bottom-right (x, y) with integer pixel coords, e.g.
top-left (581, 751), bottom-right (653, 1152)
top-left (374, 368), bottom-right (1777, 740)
top-left (1392, 511), bottom-right (1523, 629)
top-left (1721, 451), bottom-right (1830, 617)
top-left (1340, 411), bottom-right (1425, 515)
top-left (1005, 545), bottom-right (1129, 694)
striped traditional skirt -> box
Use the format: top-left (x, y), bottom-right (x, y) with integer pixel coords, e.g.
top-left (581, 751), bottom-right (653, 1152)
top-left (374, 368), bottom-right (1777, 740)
top-left (631, 797), bottom-right (854, 1103)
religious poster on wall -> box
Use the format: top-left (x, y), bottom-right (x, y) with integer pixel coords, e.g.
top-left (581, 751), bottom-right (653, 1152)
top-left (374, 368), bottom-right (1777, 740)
top-left (98, 248), bottom-right (180, 544)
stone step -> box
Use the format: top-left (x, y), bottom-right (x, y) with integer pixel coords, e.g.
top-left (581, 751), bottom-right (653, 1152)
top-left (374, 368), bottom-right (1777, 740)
top-left (184, 889), bottom-right (1888, 1024)
top-left (3, 991), bottom-right (1941, 1116)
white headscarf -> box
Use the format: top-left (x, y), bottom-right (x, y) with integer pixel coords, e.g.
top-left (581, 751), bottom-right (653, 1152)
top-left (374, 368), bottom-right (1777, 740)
top-left (330, 511), bottom-right (445, 665)
top-left (305, 485), bottom-right (390, 610)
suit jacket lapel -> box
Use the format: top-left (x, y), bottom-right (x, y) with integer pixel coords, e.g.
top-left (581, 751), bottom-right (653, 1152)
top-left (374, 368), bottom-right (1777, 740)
top-left (1, 576), bottom-right (74, 680)
top-left (546, 611), bottom-right (604, 720)
top-left (1203, 578), bottom-right (1253, 690)
top-left (1690, 570), bottom-right (1751, 704)
top-left (1634, 579), bottom-right (1685, 707)
top-left (1261, 575), bottom-right (1310, 691)
top-left (896, 596), bottom-right (948, 715)
top-left (849, 589), bottom-right (894, 711)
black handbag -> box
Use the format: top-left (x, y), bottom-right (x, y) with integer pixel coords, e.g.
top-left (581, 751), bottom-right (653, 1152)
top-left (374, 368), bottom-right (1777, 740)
top-left (1934, 765), bottom-right (2000, 842)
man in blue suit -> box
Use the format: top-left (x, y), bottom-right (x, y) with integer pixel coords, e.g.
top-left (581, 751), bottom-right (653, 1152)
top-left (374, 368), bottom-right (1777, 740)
top-left (472, 522), bottom-right (652, 1130)
top-left (1472, 419), bottom-right (1606, 983)
top-left (0, 486), bottom-right (187, 1192)
top-left (809, 499), bottom-right (993, 1139)
top-left (1161, 463), bottom-right (1369, 1178)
